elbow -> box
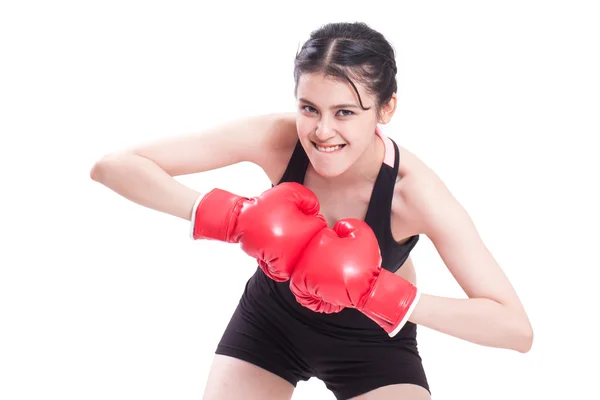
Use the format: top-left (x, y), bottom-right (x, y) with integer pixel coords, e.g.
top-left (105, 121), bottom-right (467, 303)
top-left (514, 322), bottom-right (534, 353)
top-left (90, 153), bottom-right (125, 183)
top-left (90, 156), bottom-right (113, 183)
top-left (90, 159), bottom-right (104, 182)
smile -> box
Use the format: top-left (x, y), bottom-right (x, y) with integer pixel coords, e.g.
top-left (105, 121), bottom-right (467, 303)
top-left (313, 142), bottom-right (346, 153)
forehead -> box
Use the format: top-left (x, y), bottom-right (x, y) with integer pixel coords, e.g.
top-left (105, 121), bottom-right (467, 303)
top-left (296, 72), bottom-right (371, 104)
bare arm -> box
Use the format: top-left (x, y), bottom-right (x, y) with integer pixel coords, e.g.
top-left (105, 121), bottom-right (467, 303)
top-left (90, 113), bottom-right (294, 220)
top-left (90, 153), bottom-right (201, 220)
top-left (403, 165), bottom-right (534, 353)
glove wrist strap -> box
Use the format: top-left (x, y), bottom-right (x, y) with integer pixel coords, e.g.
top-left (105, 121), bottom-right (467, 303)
top-left (359, 269), bottom-right (420, 337)
top-left (190, 189), bottom-right (246, 242)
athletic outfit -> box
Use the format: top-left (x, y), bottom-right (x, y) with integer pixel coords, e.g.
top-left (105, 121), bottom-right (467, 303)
top-left (215, 131), bottom-right (430, 399)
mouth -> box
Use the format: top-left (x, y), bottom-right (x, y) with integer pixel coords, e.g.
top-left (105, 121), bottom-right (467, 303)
top-left (312, 141), bottom-right (346, 153)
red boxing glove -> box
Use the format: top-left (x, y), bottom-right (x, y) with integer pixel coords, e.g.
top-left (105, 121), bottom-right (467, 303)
top-left (191, 182), bottom-right (327, 282)
top-left (290, 218), bottom-right (421, 336)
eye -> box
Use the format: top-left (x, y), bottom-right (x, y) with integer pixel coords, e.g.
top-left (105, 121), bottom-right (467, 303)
top-left (301, 105), bottom-right (318, 113)
top-left (299, 106), bottom-right (354, 117)
top-left (337, 109), bottom-right (354, 117)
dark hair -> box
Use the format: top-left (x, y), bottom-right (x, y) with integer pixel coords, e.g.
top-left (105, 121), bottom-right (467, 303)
top-left (294, 22), bottom-right (398, 115)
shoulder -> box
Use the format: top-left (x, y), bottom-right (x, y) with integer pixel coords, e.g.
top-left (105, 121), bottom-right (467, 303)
top-left (263, 112), bottom-right (299, 153)
top-left (256, 112), bottom-right (299, 184)
top-left (392, 145), bottom-right (460, 237)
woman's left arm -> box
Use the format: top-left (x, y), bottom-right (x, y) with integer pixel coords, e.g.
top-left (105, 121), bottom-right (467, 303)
top-left (405, 169), bottom-right (534, 353)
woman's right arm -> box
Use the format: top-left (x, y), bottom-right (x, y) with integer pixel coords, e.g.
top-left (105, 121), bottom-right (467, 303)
top-left (89, 112), bottom-right (296, 221)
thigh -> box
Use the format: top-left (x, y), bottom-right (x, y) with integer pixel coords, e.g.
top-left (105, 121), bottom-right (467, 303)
top-left (351, 383), bottom-right (431, 400)
top-left (203, 354), bottom-right (295, 400)
top-left (205, 271), bottom-right (313, 398)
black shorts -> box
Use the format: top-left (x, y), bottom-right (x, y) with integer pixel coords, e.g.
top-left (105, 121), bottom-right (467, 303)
top-left (216, 268), bottom-right (430, 400)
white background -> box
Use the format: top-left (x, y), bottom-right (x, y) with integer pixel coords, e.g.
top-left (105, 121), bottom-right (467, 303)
top-left (1, 1), bottom-right (598, 399)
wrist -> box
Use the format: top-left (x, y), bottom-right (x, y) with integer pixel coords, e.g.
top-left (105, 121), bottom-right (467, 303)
top-left (189, 192), bottom-right (206, 238)
top-left (190, 188), bottom-right (247, 242)
top-left (359, 269), bottom-right (420, 337)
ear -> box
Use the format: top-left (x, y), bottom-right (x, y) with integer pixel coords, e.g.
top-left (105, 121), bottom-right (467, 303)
top-left (378, 93), bottom-right (397, 124)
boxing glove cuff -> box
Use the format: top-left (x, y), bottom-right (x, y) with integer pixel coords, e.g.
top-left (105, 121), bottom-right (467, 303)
top-left (190, 188), bottom-right (248, 242)
top-left (359, 269), bottom-right (421, 337)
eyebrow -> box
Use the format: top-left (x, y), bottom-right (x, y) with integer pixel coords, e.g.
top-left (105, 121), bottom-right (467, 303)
top-left (298, 98), bottom-right (360, 109)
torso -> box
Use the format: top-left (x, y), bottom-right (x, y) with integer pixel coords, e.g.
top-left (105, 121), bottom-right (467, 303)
top-left (303, 166), bottom-right (373, 227)
top-left (260, 114), bottom-right (422, 284)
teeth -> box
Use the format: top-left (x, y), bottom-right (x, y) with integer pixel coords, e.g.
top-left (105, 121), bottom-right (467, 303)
top-left (316, 144), bottom-right (343, 152)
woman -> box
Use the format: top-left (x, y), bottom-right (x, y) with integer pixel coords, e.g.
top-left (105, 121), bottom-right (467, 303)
top-left (91, 22), bottom-right (533, 400)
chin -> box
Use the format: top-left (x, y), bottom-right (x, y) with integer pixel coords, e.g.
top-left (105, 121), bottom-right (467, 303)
top-left (302, 141), bottom-right (357, 178)
top-left (309, 161), bottom-right (351, 178)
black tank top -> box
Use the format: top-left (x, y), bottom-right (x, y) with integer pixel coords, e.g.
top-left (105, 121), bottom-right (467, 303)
top-left (258, 131), bottom-right (420, 338)
top-left (277, 135), bottom-right (419, 272)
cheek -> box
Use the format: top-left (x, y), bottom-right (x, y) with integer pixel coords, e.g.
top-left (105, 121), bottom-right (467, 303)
top-left (295, 118), bottom-right (314, 140)
top-left (345, 130), bottom-right (370, 147)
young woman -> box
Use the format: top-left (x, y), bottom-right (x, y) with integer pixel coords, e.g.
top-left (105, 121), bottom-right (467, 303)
top-left (91, 22), bottom-right (533, 400)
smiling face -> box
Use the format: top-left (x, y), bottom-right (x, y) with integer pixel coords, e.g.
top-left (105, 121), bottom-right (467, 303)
top-left (295, 72), bottom-right (394, 178)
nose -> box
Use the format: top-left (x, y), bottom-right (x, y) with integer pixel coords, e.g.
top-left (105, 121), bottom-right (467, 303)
top-left (315, 118), bottom-right (336, 141)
